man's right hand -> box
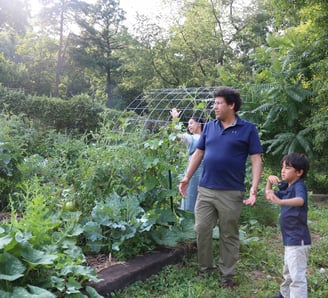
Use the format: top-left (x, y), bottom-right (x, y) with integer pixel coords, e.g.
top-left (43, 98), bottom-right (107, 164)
top-left (179, 177), bottom-right (189, 196)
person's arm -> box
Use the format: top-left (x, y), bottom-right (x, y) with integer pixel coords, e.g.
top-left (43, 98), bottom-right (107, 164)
top-left (274, 197), bottom-right (304, 206)
top-left (170, 108), bottom-right (185, 142)
top-left (243, 153), bottom-right (262, 206)
top-left (265, 177), bottom-right (305, 206)
top-left (179, 149), bottom-right (204, 196)
top-left (266, 189), bottom-right (304, 206)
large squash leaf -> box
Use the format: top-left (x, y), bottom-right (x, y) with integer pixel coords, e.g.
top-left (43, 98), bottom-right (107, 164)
top-left (21, 246), bottom-right (57, 266)
top-left (0, 252), bottom-right (25, 281)
top-left (12, 285), bottom-right (56, 297)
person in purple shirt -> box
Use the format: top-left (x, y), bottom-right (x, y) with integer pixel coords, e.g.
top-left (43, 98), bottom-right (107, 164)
top-left (265, 153), bottom-right (311, 298)
top-left (179, 86), bottom-right (263, 288)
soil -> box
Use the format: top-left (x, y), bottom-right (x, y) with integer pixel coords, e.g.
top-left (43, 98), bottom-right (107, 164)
top-left (86, 253), bottom-right (127, 273)
top-left (0, 212), bottom-right (13, 222)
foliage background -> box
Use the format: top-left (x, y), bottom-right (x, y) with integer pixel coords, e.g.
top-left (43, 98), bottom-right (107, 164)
top-left (0, 0), bottom-right (327, 296)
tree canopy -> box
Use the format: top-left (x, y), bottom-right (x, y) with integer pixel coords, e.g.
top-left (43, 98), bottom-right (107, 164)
top-left (0, 0), bottom-right (327, 158)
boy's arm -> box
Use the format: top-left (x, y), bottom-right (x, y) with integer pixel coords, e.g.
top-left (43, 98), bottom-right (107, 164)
top-left (276, 197), bottom-right (305, 206)
top-left (265, 176), bottom-right (305, 206)
top-left (265, 175), bottom-right (281, 204)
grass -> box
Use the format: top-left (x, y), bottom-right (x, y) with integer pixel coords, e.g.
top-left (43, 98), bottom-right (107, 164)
top-left (109, 201), bottom-right (328, 298)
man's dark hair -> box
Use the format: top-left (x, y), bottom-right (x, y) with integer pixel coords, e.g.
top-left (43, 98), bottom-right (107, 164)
top-left (213, 86), bottom-right (242, 112)
top-left (280, 153), bottom-right (309, 178)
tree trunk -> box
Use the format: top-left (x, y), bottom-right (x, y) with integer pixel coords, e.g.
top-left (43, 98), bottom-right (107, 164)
top-left (54, 6), bottom-right (65, 97)
top-left (106, 66), bottom-right (112, 107)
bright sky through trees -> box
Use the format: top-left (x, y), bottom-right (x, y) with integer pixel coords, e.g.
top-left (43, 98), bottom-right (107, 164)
top-left (29, 0), bottom-right (166, 26)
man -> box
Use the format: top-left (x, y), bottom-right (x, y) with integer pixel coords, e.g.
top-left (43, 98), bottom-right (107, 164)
top-left (179, 86), bottom-right (263, 288)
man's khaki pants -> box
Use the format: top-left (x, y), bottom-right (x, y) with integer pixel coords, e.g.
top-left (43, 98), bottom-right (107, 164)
top-left (194, 186), bottom-right (244, 280)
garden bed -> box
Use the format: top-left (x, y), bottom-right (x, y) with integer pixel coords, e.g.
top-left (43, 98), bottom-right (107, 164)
top-left (86, 241), bottom-right (197, 296)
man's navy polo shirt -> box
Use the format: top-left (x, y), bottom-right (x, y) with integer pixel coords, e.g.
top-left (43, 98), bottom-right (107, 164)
top-left (197, 116), bottom-right (263, 191)
top-left (275, 179), bottom-right (311, 246)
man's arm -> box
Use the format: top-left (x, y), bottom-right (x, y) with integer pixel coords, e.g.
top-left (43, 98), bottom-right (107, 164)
top-left (243, 153), bottom-right (262, 206)
top-left (179, 149), bottom-right (204, 196)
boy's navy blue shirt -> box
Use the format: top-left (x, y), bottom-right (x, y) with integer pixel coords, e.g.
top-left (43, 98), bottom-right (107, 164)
top-left (197, 116), bottom-right (263, 191)
top-left (275, 179), bottom-right (311, 246)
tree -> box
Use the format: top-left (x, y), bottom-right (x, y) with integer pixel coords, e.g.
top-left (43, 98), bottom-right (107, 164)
top-left (248, 0), bottom-right (328, 161)
top-left (126, 0), bottom-right (270, 89)
top-left (74, 0), bottom-right (127, 107)
top-left (38, 0), bottom-right (89, 97)
top-left (15, 32), bottom-right (58, 95)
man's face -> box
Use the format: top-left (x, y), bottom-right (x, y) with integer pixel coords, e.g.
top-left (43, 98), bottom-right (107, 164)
top-left (213, 96), bottom-right (234, 120)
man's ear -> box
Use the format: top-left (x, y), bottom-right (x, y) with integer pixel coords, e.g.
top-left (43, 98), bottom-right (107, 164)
top-left (297, 169), bottom-right (304, 177)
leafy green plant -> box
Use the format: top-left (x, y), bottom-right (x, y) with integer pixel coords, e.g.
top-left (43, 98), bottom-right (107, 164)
top-left (0, 179), bottom-right (103, 297)
top-left (82, 191), bottom-right (156, 255)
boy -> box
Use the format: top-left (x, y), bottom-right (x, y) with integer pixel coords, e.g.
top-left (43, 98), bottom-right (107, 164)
top-left (265, 153), bottom-right (311, 298)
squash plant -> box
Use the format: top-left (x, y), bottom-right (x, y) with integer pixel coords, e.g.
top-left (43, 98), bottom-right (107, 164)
top-left (0, 179), bottom-right (103, 297)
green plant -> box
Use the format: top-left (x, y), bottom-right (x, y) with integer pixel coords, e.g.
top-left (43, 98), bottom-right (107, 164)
top-left (0, 179), bottom-right (103, 297)
top-left (307, 167), bottom-right (328, 194)
top-left (82, 191), bottom-right (155, 255)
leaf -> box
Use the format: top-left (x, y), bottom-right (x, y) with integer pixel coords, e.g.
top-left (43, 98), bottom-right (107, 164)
top-left (285, 86), bottom-right (313, 102)
top-left (0, 234), bottom-right (12, 249)
top-left (0, 252), bottom-right (25, 281)
top-left (65, 276), bottom-right (82, 294)
top-left (21, 246), bottom-right (58, 266)
top-left (12, 285), bottom-right (56, 297)
top-left (60, 265), bottom-right (101, 282)
top-left (50, 275), bottom-right (66, 292)
top-left (144, 175), bottom-right (158, 190)
top-left (151, 228), bottom-right (179, 247)
top-left (0, 289), bottom-right (11, 298)
top-left (85, 286), bottom-right (104, 298)
top-left (83, 222), bottom-right (104, 242)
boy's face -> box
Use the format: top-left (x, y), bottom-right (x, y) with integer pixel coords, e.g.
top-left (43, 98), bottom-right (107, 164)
top-left (281, 161), bottom-right (304, 185)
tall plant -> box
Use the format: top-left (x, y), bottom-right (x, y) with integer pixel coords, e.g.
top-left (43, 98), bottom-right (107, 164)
top-left (251, 30), bottom-right (314, 157)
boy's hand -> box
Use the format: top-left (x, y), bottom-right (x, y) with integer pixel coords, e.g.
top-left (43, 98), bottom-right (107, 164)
top-left (267, 175), bottom-right (280, 185)
top-left (265, 189), bottom-right (281, 205)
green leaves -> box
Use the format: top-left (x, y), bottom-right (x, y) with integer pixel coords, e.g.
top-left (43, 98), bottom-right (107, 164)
top-left (0, 198), bottom-right (101, 296)
top-left (0, 285), bottom-right (56, 298)
top-left (21, 246), bottom-right (57, 266)
top-left (0, 234), bottom-right (12, 249)
top-left (0, 252), bottom-right (25, 281)
top-left (263, 128), bottom-right (313, 157)
top-left (84, 192), bottom-right (154, 253)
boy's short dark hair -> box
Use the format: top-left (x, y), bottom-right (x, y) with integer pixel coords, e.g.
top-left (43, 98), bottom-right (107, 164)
top-left (213, 86), bottom-right (242, 112)
top-left (280, 153), bottom-right (309, 178)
